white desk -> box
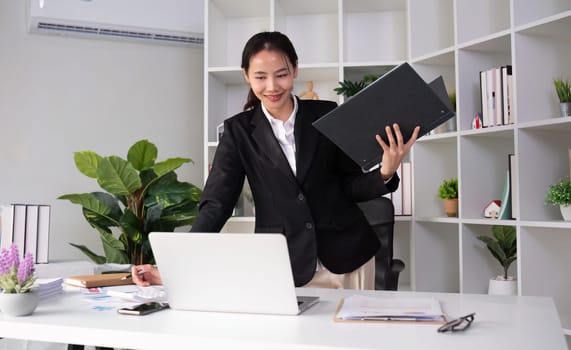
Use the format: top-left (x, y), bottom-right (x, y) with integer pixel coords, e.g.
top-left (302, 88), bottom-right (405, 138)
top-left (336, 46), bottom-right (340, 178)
top-left (0, 288), bottom-right (567, 350)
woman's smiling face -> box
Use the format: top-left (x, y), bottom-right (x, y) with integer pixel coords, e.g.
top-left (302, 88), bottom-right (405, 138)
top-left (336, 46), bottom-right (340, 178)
top-left (243, 49), bottom-right (298, 121)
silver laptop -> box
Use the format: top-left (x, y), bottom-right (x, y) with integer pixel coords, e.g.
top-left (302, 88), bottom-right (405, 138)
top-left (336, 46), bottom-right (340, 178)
top-left (148, 232), bottom-right (319, 315)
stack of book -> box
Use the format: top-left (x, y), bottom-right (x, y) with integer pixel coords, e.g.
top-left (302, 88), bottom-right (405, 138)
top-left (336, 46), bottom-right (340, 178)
top-left (0, 204), bottom-right (51, 262)
top-left (34, 278), bottom-right (64, 300)
top-left (479, 65), bottom-right (514, 127)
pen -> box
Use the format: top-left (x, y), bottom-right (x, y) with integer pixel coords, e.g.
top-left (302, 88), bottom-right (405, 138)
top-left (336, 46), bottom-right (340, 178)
top-left (121, 269), bottom-right (145, 280)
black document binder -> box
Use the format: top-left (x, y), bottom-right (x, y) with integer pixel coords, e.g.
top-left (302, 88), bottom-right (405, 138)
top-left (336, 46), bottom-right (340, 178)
top-left (312, 62), bottom-right (455, 172)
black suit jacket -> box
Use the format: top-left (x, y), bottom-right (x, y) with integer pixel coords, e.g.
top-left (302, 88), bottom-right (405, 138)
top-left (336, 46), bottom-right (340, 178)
top-left (191, 98), bottom-right (399, 286)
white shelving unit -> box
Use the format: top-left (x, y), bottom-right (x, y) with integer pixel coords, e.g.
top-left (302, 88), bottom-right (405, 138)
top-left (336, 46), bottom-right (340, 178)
top-left (203, 0), bottom-right (571, 334)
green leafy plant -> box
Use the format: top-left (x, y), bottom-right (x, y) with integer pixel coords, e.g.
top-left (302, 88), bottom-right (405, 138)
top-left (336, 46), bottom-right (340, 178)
top-left (477, 225), bottom-right (517, 280)
top-left (437, 178), bottom-right (458, 200)
top-left (448, 91), bottom-right (456, 111)
top-left (545, 178), bottom-right (571, 206)
top-left (59, 140), bottom-right (202, 265)
top-left (334, 74), bottom-right (379, 97)
top-left (554, 78), bottom-right (571, 103)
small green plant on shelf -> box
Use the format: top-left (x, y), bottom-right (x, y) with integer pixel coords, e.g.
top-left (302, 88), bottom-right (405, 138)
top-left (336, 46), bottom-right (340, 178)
top-left (545, 178), bottom-right (571, 207)
top-left (477, 225), bottom-right (517, 280)
top-left (448, 91), bottom-right (456, 112)
top-left (554, 78), bottom-right (571, 103)
top-left (437, 178), bottom-right (458, 200)
top-left (334, 74), bottom-right (379, 98)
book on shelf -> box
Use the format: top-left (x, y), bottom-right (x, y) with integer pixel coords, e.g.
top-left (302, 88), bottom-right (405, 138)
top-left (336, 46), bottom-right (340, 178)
top-left (479, 70), bottom-right (488, 127)
top-left (334, 294), bottom-right (446, 324)
top-left (508, 154), bottom-right (517, 219)
top-left (498, 170), bottom-right (512, 220)
top-left (36, 205), bottom-right (51, 263)
top-left (64, 273), bottom-right (133, 288)
top-left (479, 65), bottom-right (513, 128)
top-left (11, 204), bottom-right (27, 258)
top-left (24, 204), bottom-right (39, 260)
top-left (401, 162), bottom-right (412, 216)
top-left (392, 164), bottom-right (403, 215)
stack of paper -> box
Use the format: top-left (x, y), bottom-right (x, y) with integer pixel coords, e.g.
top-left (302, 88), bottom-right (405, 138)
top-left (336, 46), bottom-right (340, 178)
top-left (34, 278), bottom-right (64, 300)
top-left (335, 295), bottom-right (445, 323)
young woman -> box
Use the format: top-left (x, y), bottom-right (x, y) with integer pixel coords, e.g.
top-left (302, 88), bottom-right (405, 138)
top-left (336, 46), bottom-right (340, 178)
top-left (133, 31), bottom-right (419, 289)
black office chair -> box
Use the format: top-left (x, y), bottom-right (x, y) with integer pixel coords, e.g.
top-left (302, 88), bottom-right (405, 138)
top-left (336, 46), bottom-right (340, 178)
top-left (358, 196), bottom-right (405, 290)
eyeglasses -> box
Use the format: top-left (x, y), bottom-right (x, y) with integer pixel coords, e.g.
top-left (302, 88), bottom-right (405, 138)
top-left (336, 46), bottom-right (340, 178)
top-left (437, 313), bottom-right (475, 333)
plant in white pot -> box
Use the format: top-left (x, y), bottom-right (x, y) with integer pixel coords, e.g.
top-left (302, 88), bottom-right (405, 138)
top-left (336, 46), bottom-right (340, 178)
top-left (554, 78), bottom-right (571, 117)
top-left (477, 225), bottom-right (517, 295)
top-left (545, 177), bottom-right (571, 220)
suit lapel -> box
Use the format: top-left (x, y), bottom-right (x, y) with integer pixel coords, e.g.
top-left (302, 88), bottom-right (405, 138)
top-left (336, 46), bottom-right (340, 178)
top-left (295, 101), bottom-right (319, 185)
top-left (251, 107), bottom-right (297, 184)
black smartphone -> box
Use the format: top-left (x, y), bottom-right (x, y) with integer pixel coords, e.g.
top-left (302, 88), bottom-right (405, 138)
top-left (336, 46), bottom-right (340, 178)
top-left (117, 302), bottom-right (169, 316)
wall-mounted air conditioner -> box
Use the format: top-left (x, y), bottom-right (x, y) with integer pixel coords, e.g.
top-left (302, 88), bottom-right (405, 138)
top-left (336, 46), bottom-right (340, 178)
top-left (27, 0), bottom-right (204, 46)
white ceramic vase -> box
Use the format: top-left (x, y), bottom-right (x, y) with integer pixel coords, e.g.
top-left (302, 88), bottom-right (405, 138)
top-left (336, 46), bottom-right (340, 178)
top-left (0, 291), bottom-right (38, 316)
top-left (560, 102), bottom-right (571, 117)
top-left (560, 205), bottom-right (571, 221)
top-left (488, 277), bottom-right (517, 296)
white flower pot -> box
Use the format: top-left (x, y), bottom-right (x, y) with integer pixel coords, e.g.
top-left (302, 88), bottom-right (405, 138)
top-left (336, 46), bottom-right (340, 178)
top-left (560, 205), bottom-right (571, 221)
top-left (0, 292), bottom-right (38, 316)
top-left (488, 277), bottom-right (517, 296)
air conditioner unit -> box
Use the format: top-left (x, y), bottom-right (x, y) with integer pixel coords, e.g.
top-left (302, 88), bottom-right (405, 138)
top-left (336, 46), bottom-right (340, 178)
top-left (27, 0), bottom-right (204, 47)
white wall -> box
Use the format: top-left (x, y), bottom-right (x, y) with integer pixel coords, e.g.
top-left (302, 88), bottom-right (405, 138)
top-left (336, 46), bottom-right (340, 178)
top-left (0, 1), bottom-right (204, 261)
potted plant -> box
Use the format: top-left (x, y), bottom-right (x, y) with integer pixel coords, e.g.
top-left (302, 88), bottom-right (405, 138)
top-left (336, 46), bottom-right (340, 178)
top-left (554, 78), bottom-right (571, 117)
top-left (545, 177), bottom-right (571, 220)
top-left (437, 178), bottom-right (458, 217)
top-left (477, 225), bottom-right (517, 295)
top-left (0, 244), bottom-right (38, 316)
top-left (59, 140), bottom-right (203, 266)
top-left (334, 74), bottom-right (379, 98)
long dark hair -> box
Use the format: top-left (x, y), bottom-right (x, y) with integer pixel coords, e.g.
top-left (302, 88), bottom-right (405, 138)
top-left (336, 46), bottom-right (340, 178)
top-left (241, 31), bottom-right (298, 111)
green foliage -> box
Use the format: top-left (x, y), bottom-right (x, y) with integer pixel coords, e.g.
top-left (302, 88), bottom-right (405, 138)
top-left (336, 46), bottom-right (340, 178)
top-left (334, 74), bottom-right (379, 97)
top-left (437, 178), bottom-right (458, 200)
top-left (448, 92), bottom-right (456, 112)
top-left (477, 225), bottom-right (517, 280)
top-left (545, 178), bottom-right (571, 206)
top-left (59, 140), bottom-right (203, 265)
top-left (554, 78), bottom-right (571, 103)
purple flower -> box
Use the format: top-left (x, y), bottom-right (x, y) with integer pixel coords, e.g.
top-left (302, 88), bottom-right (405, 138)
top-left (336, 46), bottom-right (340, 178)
top-left (0, 244), bottom-right (36, 293)
top-left (17, 253), bottom-right (35, 283)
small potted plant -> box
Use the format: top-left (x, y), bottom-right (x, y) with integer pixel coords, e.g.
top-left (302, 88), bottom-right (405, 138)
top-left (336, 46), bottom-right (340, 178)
top-left (554, 78), bottom-right (571, 117)
top-left (334, 74), bottom-right (379, 98)
top-left (0, 244), bottom-right (38, 316)
top-left (545, 177), bottom-right (571, 220)
top-left (437, 178), bottom-right (458, 217)
top-left (477, 225), bottom-right (517, 295)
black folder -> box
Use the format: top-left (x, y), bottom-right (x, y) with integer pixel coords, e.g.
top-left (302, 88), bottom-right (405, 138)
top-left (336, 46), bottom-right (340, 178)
top-left (312, 62), bottom-right (455, 172)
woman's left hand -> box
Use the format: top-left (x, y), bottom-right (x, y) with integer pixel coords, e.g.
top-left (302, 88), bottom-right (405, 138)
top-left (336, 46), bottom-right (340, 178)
top-left (375, 123), bottom-right (420, 181)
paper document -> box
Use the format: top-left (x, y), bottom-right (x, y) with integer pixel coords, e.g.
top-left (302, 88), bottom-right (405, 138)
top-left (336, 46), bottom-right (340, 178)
top-left (335, 295), bottom-right (445, 322)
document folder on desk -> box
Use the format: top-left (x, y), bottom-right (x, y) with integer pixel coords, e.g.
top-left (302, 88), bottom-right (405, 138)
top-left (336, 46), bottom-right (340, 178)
top-left (313, 62), bottom-right (456, 172)
top-left (334, 295), bottom-right (446, 324)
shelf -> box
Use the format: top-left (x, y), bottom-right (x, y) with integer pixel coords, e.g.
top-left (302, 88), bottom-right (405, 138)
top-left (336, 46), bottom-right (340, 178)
top-left (204, 0), bottom-right (571, 318)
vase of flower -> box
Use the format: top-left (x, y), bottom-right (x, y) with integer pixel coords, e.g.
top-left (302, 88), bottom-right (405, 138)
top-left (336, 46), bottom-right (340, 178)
top-left (0, 244), bottom-right (38, 317)
top-left (0, 291), bottom-right (38, 316)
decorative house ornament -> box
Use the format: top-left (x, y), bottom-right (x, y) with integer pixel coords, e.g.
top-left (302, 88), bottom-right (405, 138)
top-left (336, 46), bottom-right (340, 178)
top-left (484, 200), bottom-right (502, 218)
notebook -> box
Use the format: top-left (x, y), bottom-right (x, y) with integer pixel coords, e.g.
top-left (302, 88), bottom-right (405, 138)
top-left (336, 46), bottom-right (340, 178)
top-left (313, 62), bottom-right (455, 172)
top-left (148, 232), bottom-right (320, 315)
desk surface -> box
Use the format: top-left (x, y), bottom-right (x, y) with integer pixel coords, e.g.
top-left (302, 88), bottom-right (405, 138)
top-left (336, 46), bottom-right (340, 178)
top-left (0, 288), bottom-right (567, 350)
